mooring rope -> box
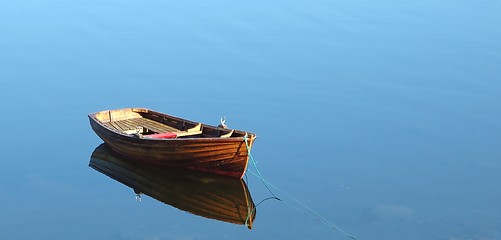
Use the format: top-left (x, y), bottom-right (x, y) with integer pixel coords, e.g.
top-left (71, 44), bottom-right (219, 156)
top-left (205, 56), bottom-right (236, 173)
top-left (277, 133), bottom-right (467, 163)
top-left (243, 134), bottom-right (281, 201)
top-left (247, 169), bottom-right (357, 239)
top-left (243, 134), bottom-right (280, 228)
top-left (242, 134), bottom-right (357, 240)
top-left (244, 196), bottom-right (278, 228)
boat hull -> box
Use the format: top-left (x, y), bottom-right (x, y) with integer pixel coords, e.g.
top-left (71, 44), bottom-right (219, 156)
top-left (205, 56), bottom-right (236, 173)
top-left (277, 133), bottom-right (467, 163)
top-left (88, 108), bottom-right (256, 178)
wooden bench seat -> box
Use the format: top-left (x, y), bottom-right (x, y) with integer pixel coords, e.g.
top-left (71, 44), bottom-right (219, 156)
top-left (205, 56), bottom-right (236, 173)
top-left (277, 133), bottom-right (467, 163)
top-left (121, 121), bottom-right (203, 139)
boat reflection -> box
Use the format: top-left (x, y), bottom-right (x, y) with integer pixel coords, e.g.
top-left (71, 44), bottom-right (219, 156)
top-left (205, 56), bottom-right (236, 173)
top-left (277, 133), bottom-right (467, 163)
top-left (89, 144), bottom-right (256, 229)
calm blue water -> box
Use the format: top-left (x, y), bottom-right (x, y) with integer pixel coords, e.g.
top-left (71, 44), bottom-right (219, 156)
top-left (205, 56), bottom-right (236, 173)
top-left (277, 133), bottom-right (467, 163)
top-left (1, 1), bottom-right (501, 239)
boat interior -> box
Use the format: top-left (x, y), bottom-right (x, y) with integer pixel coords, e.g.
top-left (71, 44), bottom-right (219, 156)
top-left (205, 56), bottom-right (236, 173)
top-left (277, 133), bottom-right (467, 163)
top-left (94, 108), bottom-right (244, 139)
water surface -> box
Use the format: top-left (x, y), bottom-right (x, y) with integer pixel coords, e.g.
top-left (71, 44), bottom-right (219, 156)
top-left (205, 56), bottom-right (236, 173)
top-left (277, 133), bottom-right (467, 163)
top-left (1, 1), bottom-right (500, 239)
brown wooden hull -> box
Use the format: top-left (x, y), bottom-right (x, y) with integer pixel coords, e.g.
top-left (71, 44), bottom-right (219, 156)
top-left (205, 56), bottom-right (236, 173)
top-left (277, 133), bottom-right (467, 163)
top-left (88, 108), bottom-right (256, 178)
top-left (90, 144), bottom-right (256, 229)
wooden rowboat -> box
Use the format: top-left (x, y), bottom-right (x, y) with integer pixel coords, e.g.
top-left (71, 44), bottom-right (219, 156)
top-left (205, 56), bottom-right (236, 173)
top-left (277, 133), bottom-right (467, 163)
top-left (89, 144), bottom-right (256, 229)
top-left (88, 108), bottom-right (256, 178)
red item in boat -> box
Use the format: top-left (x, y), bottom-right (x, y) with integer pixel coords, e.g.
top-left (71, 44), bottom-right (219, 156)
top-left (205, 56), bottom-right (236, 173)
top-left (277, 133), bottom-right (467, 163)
top-left (147, 132), bottom-right (178, 139)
